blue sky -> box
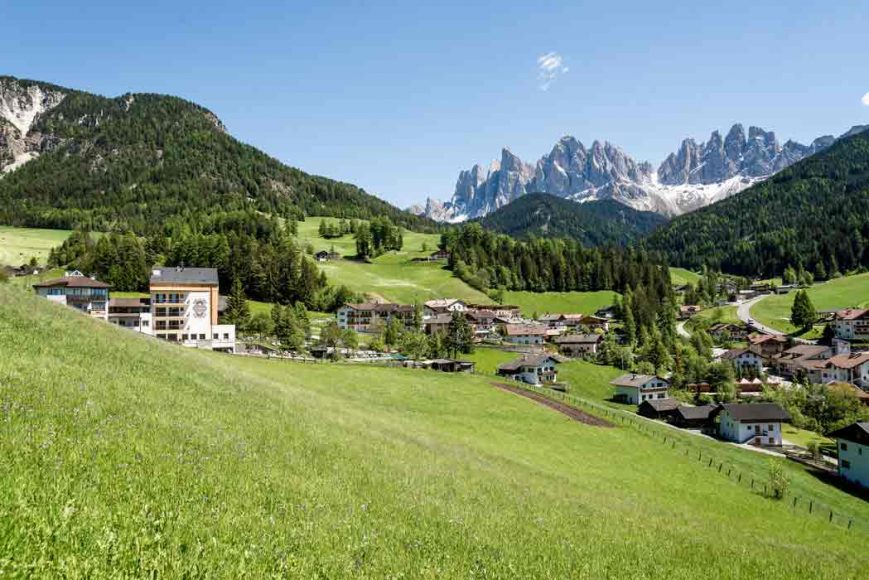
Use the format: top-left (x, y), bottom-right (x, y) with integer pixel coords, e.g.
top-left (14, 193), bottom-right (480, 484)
top-left (4, 0), bottom-right (869, 207)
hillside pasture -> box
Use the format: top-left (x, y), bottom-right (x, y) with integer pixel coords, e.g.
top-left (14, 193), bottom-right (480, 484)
top-left (0, 225), bottom-right (70, 266)
top-left (504, 290), bottom-right (618, 317)
top-left (2, 285), bottom-right (868, 576)
top-left (750, 273), bottom-right (869, 335)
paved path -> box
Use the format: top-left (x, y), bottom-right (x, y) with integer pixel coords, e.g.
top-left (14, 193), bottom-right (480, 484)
top-left (736, 295), bottom-right (783, 336)
top-left (676, 320), bottom-right (691, 339)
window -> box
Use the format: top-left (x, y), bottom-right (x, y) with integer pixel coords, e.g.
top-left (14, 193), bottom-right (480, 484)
top-left (213, 333), bottom-right (218, 340)
top-left (768, 424), bottom-right (774, 431)
top-left (841, 442), bottom-right (848, 451)
top-left (182, 334), bottom-right (188, 341)
top-left (223, 333), bottom-right (229, 340)
top-left (199, 334), bottom-right (205, 340)
top-left (142, 320), bottom-right (149, 327)
top-left (842, 460), bottom-right (851, 469)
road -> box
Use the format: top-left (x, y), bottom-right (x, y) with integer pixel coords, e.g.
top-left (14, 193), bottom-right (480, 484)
top-left (736, 295), bottom-right (782, 335)
top-left (736, 294), bottom-right (815, 343)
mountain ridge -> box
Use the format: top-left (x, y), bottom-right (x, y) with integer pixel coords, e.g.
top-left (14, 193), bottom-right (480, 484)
top-left (477, 193), bottom-right (666, 246)
top-left (0, 75), bottom-right (433, 233)
top-left (420, 123), bottom-right (864, 222)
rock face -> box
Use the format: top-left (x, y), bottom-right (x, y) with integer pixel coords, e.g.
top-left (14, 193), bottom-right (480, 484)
top-left (425, 123), bottom-right (842, 221)
top-left (0, 78), bottom-right (66, 174)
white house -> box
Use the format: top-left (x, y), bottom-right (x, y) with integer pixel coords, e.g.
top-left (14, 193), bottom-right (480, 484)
top-left (609, 374), bottom-right (670, 405)
top-left (721, 348), bottom-right (764, 376)
top-left (832, 308), bottom-right (869, 340)
top-left (423, 299), bottom-right (466, 317)
top-left (502, 324), bottom-right (547, 346)
top-left (829, 422), bottom-right (869, 488)
top-left (497, 353), bottom-right (565, 386)
top-left (32, 271), bottom-right (110, 320)
top-left (108, 297), bottom-right (152, 333)
top-left (553, 333), bottom-right (604, 357)
top-left (715, 403), bottom-right (791, 446)
top-left (815, 353), bottom-right (869, 387)
top-left (149, 267), bottom-right (235, 352)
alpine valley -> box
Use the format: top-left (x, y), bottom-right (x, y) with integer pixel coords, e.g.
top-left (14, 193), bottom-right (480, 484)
top-left (418, 124), bottom-right (869, 222)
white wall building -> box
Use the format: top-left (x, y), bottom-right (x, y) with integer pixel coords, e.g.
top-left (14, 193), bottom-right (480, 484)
top-left (610, 374), bottom-right (670, 405)
top-left (497, 354), bottom-right (563, 386)
top-left (149, 267), bottom-right (235, 352)
top-left (33, 271), bottom-right (110, 320)
top-left (830, 422), bottom-right (869, 489)
top-left (715, 403), bottom-right (791, 446)
top-left (833, 308), bottom-right (869, 340)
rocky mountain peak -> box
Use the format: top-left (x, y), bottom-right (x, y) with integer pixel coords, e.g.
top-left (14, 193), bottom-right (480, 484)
top-left (424, 122), bottom-right (843, 222)
top-left (0, 77), bottom-right (67, 174)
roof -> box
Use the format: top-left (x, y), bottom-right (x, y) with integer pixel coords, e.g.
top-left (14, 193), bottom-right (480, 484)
top-left (610, 374), bottom-right (666, 389)
top-left (150, 267), bottom-right (218, 285)
top-left (776, 345), bottom-right (830, 361)
top-left (826, 352), bottom-right (869, 370)
top-left (503, 324), bottom-right (547, 336)
top-left (554, 333), bottom-right (602, 344)
top-left (343, 302), bottom-right (414, 313)
top-left (748, 333), bottom-right (787, 345)
top-left (835, 308), bottom-right (869, 321)
top-left (719, 403), bottom-right (791, 422)
top-left (538, 314), bottom-right (565, 322)
top-left (498, 353), bottom-right (566, 371)
top-left (639, 398), bottom-right (680, 412)
top-left (425, 313), bottom-right (453, 325)
top-left (424, 298), bottom-right (463, 308)
top-left (109, 297), bottom-right (149, 308)
top-left (829, 422), bottom-right (869, 445)
top-left (33, 275), bottom-right (110, 289)
top-left (676, 405), bottom-right (716, 420)
top-left (721, 348), bottom-right (754, 360)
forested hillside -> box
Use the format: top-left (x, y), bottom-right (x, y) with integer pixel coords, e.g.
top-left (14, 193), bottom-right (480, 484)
top-left (478, 194), bottom-right (666, 246)
top-left (0, 76), bottom-right (433, 235)
top-left (647, 127), bottom-right (869, 277)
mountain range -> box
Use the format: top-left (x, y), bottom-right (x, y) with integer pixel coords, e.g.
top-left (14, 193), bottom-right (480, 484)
top-left (0, 76), bottom-right (431, 233)
top-left (418, 124), bottom-right (868, 221)
top-left (477, 194), bottom-right (666, 247)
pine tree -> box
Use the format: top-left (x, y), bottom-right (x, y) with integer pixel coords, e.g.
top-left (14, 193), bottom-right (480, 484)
top-left (225, 277), bottom-right (251, 331)
top-left (445, 311), bottom-right (473, 357)
top-left (790, 290), bottom-right (817, 330)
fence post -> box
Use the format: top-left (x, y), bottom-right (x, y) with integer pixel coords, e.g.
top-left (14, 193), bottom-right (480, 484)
top-left (751, 478), bottom-right (754, 489)
top-left (738, 473), bottom-right (742, 483)
top-left (809, 501), bottom-right (813, 514)
top-left (848, 519), bottom-right (852, 530)
top-left (793, 496), bottom-right (798, 508)
top-left (829, 510), bottom-right (833, 523)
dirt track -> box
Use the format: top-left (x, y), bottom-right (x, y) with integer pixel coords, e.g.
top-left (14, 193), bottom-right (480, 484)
top-left (492, 383), bottom-right (614, 427)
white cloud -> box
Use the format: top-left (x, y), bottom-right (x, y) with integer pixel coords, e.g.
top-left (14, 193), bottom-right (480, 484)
top-left (862, 91), bottom-right (869, 106)
top-left (537, 51), bottom-right (568, 91)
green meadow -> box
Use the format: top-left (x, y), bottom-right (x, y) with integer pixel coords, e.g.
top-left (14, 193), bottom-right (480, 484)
top-left (295, 217), bottom-right (490, 304)
top-left (750, 273), bottom-right (869, 335)
top-left (669, 267), bottom-right (701, 286)
top-left (0, 225), bottom-right (71, 266)
top-left (504, 290), bottom-right (617, 317)
top-left (2, 284), bottom-right (868, 576)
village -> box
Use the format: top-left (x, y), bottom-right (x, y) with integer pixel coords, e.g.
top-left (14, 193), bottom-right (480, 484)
top-left (22, 263), bottom-right (869, 495)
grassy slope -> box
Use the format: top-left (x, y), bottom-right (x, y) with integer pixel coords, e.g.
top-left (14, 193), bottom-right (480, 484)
top-left (0, 225), bottom-right (70, 265)
top-left (669, 267), bottom-right (701, 286)
top-left (750, 273), bottom-right (869, 335)
top-left (504, 290), bottom-right (617, 317)
top-left (295, 217), bottom-right (489, 304)
top-left (2, 286), bottom-right (868, 576)
top-left (685, 305), bottom-right (740, 331)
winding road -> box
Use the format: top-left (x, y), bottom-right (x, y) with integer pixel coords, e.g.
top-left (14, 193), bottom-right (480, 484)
top-left (735, 295), bottom-right (783, 336)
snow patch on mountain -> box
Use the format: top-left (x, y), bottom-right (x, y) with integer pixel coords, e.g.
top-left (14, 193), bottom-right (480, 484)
top-left (423, 124), bottom-right (846, 222)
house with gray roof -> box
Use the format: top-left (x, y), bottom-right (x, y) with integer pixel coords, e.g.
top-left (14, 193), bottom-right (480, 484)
top-left (829, 422), bottom-right (869, 488)
top-left (610, 373), bottom-right (670, 405)
top-left (713, 403), bottom-right (791, 446)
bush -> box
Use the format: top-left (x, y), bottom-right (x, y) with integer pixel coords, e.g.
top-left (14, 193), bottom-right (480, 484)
top-left (767, 461), bottom-right (789, 500)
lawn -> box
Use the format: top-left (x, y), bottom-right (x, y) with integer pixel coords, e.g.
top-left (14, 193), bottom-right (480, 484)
top-left (686, 305), bottom-right (740, 331)
top-left (504, 290), bottom-right (617, 317)
top-left (557, 359), bottom-right (636, 409)
top-left (669, 267), bottom-right (701, 286)
top-left (458, 347), bottom-right (520, 375)
top-left (0, 225), bottom-right (71, 266)
top-left (782, 424), bottom-right (833, 448)
top-left (3, 286), bottom-right (869, 576)
top-left (294, 217), bottom-right (489, 304)
top-left (750, 273), bottom-right (869, 335)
